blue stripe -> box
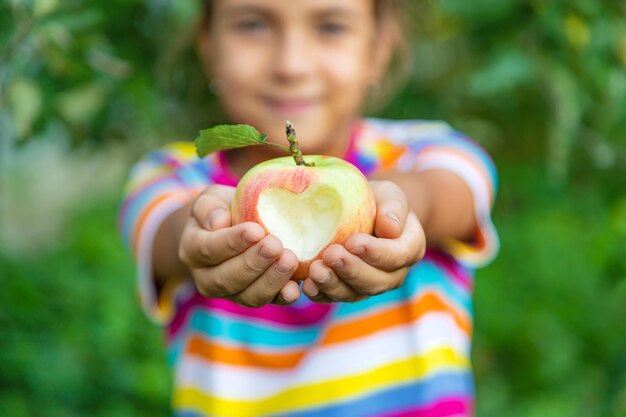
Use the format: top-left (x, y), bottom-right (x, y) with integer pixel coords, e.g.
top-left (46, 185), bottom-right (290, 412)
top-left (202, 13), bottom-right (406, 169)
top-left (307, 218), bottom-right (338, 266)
top-left (176, 411), bottom-right (212, 417)
top-left (408, 133), bottom-right (498, 194)
top-left (175, 371), bottom-right (472, 417)
top-left (121, 177), bottom-right (183, 245)
top-left (336, 260), bottom-right (472, 319)
top-left (165, 261), bottom-right (472, 353)
top-left (364, 118), bottom-right (497, 194)
top-left (178, 162), bottom-right (213, 188)
top-left (183, 309), bottom-right (324, 348)
top-left (274, 371), bottom-right (473, 417)
top-left (194, 158), bottom-right (213, 178)
top-left (122, 154), bottom-right (214, 247)
top-left (167, 338), bottom-right (185, 368)
top-left (449, 130), bottom-right (498, 193)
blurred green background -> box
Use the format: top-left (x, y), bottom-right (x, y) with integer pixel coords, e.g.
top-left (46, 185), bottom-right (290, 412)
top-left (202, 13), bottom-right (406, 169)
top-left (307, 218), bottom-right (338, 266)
top-left (1, 0), bottom-right (626, 416)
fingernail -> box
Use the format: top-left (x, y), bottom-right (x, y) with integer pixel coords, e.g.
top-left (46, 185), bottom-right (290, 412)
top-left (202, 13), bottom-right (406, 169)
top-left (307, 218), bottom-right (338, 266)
top-left (281, 294), bottom-right (295, 303)
top-left (259, 244), bottom-right (278, 259)
top-left (313, 271), bottom-right (331, 284)
top-left (329, 258), bottom-right (344, 269)
top-left (275, 262), bottom-right (293, 275)
top-left (308, 286), bottom-right (319, 297)
top-left (209, 208), bottom-right (226, 229)
top-left (349, 246), bottom-right (365, 256)
top-left (242, 230), bottom-right (261, 244)
top-left (386, 212), bottom-right (402, 227)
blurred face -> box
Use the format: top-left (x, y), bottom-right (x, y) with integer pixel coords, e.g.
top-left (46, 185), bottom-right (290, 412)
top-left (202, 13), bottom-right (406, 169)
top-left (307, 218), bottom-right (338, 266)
top-left (200, 0), bottom-right (386, 155)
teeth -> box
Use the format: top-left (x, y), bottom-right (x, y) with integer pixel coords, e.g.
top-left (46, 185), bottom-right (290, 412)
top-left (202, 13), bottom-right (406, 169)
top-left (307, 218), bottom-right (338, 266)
top-left (257, 185), bottom-right (342, 260)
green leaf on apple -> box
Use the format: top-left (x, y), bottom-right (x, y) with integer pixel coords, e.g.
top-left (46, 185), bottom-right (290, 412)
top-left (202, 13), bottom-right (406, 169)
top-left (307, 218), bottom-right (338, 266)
top-left (195, 124), bottom-right (269, 158)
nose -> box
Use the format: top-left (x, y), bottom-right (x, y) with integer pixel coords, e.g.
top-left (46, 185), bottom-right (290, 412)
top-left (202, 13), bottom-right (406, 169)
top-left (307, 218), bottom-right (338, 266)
top-left (272, 28), bottom-right (314, 83)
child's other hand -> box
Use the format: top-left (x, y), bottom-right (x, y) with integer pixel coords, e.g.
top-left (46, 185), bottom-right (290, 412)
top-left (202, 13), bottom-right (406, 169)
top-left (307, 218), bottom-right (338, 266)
top-left (179, 185), bottom-right (301, 307)
top-left (302, 180), bottom-right (426, 303)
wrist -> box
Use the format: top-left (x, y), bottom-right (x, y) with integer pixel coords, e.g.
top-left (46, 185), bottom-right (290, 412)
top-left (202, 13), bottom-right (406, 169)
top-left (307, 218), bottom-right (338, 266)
top-left (369, 172), bottom-right (432, 227)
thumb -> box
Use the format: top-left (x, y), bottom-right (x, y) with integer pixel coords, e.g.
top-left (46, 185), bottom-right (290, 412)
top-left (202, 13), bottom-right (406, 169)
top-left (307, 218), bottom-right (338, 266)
top-left (370, 180), bottom-right (408, 239)
top-left (192, 185), bottom-right (236, 231)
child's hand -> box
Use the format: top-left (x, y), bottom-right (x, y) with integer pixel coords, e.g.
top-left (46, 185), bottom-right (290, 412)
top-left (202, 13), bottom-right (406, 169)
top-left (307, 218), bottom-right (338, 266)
top-left (178, 185), bottom-right (301, 307)
top-left (302, 180), bottom-right (426, 303)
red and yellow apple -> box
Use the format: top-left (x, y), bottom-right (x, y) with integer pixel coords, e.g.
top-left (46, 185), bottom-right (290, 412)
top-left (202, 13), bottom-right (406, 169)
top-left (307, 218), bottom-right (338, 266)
top-left (232, 155), bottom-right (376, 280)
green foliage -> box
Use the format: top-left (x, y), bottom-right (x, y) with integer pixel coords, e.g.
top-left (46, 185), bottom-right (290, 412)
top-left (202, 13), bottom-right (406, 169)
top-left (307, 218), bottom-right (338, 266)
top-left (382, 0), bottom-right (626, 184)
top-left (0, 197), bottom-right (170, 417)
top-left (474, 164), bottom-right (626, 417)
top-left (0, 0), bottom-right (220, 148)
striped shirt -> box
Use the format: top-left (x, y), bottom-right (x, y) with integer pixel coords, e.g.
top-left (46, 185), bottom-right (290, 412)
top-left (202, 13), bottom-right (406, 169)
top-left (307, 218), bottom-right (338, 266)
top-left (119, 118), bottom-right (498, 417)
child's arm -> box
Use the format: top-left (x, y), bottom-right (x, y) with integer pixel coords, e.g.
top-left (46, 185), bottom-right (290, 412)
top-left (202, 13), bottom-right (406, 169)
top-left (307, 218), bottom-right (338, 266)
top-left (152, 185), bottom-right (302, 307)
top-left (153, 169), bottom-right (473, 305)
top-left (301, 169), bottom-right (476, 303)
top-left (371, 169), bottom-right (476, 245)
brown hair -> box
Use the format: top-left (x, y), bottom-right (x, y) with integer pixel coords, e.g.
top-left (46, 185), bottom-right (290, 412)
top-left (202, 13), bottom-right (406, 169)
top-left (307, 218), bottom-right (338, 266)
top-left (197, 0), bottom-right (413, 110)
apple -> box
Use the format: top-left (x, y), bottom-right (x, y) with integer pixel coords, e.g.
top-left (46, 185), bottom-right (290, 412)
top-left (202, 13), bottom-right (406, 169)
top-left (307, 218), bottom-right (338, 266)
top-left (232, 155), bottom-right (376, 280)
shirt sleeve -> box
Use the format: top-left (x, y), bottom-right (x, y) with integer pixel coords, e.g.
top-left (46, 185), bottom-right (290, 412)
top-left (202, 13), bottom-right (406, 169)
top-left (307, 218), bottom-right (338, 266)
top-left (118, 141), bottom-right (212, 324)
top-left (394, 122), bottom-right (499, 268)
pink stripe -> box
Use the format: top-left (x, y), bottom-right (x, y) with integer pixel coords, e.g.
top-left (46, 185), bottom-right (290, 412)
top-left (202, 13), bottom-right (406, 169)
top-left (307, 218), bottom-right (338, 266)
top-left (381, 397), bottom-right (473, 417)
top-left (119, 151), bottom-right (194, 233)
top-left (124, 150), bottom-right (191, 201)
top-left (212, 170), bottom-right (238, 187)
top-left (214, 151), bottom-right (240, 187)
top-left (425, 250), bottom-right (473, 292)
top-left (166, 252), bottom-right (470, 340)
top-left (168, 291), bottom-right (334, 339)
top-left (118, 176), bottom-right (162, 232)
top-left (415, 147), bottom-right (494, 204)
top-left (161, 153), bottom-right (186, 168)
top-left (118, 175), bottom-right (180, 235)
top-left (342, 120), bottom-right (363, 168)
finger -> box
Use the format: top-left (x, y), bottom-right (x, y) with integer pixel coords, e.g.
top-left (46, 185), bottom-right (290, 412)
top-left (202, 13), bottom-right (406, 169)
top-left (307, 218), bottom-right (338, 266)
top-left (302, 278), bottom-right (320, 298)
top-left (192, 185), bottom-right (236, 230)
top-left (301, 279), bottom-right (334, 303)
top-left (186, 220), bottom-right (265, 267)
top-left (199, 235), bottom-right (283, 297)
top-left (322, 244), bottom-right (407, 296)
top-left (305, 291), bottom-right (335, 304)
top-left (343, 212), bottom-right (426, 272)
top-left (369, 180), bottom-right (409, 239)
top-left (273, 280), bottom-right (301, 306)
top-left (234, 249), bottom-right (299, 308)
top-left (303, 260), bottom-right (364, 302)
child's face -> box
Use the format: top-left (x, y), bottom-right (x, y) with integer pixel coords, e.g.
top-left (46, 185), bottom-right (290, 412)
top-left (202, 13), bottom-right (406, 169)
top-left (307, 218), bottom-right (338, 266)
top-left (200, 0), bottom-right (387, 154)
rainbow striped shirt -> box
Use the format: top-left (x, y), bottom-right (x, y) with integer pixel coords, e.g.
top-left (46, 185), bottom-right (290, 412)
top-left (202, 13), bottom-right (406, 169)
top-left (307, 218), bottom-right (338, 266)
top-left (119, 119), bottom-right (498, 417)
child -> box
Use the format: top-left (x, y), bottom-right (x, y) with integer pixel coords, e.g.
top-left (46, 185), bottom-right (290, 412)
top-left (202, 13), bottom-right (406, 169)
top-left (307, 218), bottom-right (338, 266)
top-left (119, 0), bottom-right (498, 416)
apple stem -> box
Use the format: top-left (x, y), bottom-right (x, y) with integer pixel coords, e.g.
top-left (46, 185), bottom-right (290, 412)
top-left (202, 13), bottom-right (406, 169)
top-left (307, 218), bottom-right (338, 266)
top-left (286, 121), bottom-right (314, 167)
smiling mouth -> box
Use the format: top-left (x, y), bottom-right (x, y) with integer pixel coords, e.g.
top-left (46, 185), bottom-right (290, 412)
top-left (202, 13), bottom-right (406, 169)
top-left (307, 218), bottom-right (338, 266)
top-left (263, 97), bottom-right (319, 116)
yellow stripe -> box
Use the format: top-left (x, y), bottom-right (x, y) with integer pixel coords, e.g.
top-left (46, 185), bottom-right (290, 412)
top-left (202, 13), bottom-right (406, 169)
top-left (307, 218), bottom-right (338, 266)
top-left (124, 142), bottom-right (198, 192)
top-left (173, 346), bottom-right (469, 417)
top-left (163, 141), bottom-right (197, 157)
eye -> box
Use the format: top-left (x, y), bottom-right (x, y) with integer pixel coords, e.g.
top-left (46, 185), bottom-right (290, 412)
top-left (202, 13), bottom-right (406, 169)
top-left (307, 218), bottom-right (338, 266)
top-left (318, 21), bottom-right (348, 36)
top-left (233, 18), bottom-right (269, 34)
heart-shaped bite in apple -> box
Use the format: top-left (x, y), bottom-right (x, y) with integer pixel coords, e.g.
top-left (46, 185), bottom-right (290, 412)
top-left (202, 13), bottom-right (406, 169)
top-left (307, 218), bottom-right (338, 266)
top-left (232, 155), bottom-right (376, 280)
top-left (258, 184), bottom-right (342, 262)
